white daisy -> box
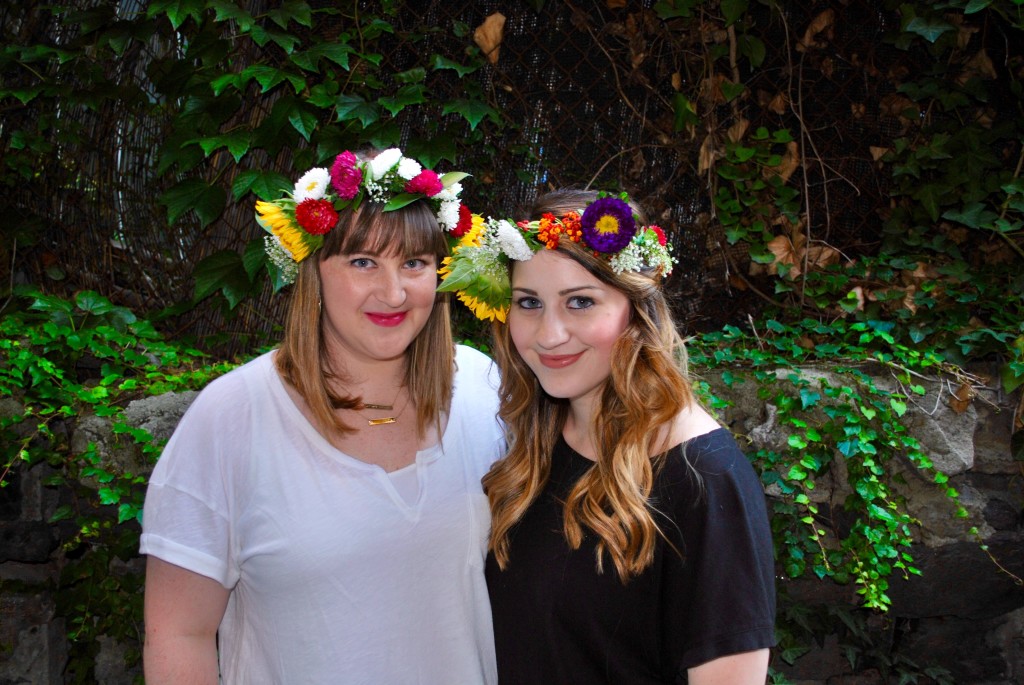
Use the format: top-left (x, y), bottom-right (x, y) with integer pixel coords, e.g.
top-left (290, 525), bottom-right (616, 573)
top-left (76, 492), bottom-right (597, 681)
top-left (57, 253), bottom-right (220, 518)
top-left (293, 167), bottom-right (330, 203)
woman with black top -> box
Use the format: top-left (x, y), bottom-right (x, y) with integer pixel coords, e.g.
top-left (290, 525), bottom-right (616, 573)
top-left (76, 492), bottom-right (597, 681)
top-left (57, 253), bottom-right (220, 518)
top-left (441, 188), bottom-right (776, 684)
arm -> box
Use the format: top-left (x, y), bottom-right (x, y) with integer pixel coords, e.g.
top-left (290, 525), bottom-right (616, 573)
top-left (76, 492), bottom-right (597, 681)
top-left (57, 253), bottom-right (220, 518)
top-left (688, 648), bottom-right (770, 685)
top-left (143, 556), bottom-right (230, 685)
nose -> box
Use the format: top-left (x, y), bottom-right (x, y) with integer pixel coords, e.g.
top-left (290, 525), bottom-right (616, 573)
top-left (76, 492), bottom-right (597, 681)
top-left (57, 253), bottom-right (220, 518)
top-left (377, 266), bottom-right (408, 308)
top-left (536, 309), bottom-right (570, 350)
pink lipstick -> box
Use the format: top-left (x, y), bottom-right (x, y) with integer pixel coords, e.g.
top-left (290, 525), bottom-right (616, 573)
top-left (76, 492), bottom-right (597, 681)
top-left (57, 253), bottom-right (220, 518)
top-left (538, 352), bottom-right (583, 368)
top-left (366, 312), bottom-right (407, 327)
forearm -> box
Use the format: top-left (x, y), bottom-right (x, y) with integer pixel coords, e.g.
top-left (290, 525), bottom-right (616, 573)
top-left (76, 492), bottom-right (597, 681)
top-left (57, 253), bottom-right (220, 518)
top-left (688, 648), bottom-right (770, 685)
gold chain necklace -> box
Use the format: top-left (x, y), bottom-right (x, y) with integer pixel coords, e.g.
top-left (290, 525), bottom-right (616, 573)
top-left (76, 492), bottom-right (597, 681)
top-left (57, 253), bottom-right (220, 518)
top-left (360, 388), bottom-right (410, 426)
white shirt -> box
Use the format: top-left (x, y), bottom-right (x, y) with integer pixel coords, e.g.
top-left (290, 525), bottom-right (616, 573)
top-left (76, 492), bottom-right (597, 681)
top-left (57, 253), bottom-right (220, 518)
top-left (141, 345), bottom-right (503, 684)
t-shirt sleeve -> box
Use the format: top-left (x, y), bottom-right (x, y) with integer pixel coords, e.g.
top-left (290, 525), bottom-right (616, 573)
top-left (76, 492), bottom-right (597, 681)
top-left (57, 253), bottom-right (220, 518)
top-left (664, 430), bottom-right (777, 675)
top-left (139, 368), bottom-right (251, 589)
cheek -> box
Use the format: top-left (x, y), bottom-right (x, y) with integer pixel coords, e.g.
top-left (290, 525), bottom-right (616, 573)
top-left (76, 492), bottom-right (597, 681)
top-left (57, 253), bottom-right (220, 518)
top-left (507, 314), bottom-right (533, 357)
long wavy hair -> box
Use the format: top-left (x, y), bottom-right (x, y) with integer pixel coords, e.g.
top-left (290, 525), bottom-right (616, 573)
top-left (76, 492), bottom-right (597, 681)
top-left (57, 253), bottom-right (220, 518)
top-left (484, 189), bottom-right (694, 581)
top-left (275, 198), bottom-right (454, 440)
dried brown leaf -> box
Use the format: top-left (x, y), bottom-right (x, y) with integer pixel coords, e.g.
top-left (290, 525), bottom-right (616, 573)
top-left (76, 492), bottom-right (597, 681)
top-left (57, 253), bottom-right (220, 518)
top-left (726, 118), bottom-right (749, 143)
top-left (764, 141), bottom-right (800, 183)
top-left (869, 146), bottom-right (890, 161)
top-left (797, 9), bottom-right (835, 52)
top-left (805, 244), bottom-right (840, 269)
top-left (958, 49), bottom-right (997, 84)
top-left (671, 72), bottom-right (682, 91)
top-left (949, 383), bottom-right (974, 414)
top-left (697, 134), bottom-right (716, 174)
top-left (768, 92), bottom-right (788, 115)
top-left (767, 235), bottom-right (800, 276)
top-left (607, 0), bottom-right (627, 8)
top-left (474, 13), bottom-right (506, 65)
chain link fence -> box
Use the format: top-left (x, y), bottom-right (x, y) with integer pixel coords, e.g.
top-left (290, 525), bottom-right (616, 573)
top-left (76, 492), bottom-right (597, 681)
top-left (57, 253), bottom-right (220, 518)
top-left (8, 1), bottom-right (946, 354)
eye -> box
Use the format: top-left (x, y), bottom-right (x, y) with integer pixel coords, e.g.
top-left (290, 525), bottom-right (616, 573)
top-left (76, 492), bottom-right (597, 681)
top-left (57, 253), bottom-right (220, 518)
top-left (513, 296), bottom-right (542, 310)
top-left (404, 256), bottom-right (432, 269)
top-left (349, 257), bottom-right (375, 268)
top-left (567, 295), bottom-right (595, 310)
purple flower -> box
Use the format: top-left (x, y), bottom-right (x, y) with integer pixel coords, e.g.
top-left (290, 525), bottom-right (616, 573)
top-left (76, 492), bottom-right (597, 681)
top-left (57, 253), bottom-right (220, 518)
top-left (330, 150), bottom-right (362, 200)
top-left (580, 197), bottom-right (636, 253)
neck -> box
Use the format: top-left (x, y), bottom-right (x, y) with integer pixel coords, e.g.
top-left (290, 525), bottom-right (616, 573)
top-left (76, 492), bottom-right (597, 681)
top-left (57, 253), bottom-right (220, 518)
top-left (563, 391), bottom-right (601, 461)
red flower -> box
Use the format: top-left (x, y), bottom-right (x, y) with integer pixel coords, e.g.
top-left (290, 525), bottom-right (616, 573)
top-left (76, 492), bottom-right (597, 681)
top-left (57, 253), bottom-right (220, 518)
top-left (330, 151), bottom-right (362, 200)
top-left (451, 203), bottom-right (473, 237)
top-left (404, 169), bottom-right (444, 197)
top-left (295, 199), bottom-right (338, 235)
top-left (650, 225), bottom-right (667, 246)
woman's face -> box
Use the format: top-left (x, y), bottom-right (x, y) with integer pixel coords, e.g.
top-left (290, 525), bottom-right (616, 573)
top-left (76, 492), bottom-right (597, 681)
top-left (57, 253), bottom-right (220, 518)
top-left (508, 249), bottom-right (631, 407)
top-left (319, 244), bottom-right (438, 367)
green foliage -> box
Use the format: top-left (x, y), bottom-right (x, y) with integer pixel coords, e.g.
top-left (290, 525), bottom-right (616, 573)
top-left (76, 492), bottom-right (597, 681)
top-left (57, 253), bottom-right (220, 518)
top-left (0, 291), bottom-right (234, 679)
top-left (3, 1), bottom-right (507, 310)
top-left (692, 319), bottom-right (969, 611)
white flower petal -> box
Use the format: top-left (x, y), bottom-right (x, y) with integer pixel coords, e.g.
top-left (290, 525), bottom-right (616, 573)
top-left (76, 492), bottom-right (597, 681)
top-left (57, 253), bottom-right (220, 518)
top-left (397, 158), bottom-right (422, 180)
top-left (369, 148), bottom-right (403, 180)
top-left (293, 167), bottom-right (330, 202)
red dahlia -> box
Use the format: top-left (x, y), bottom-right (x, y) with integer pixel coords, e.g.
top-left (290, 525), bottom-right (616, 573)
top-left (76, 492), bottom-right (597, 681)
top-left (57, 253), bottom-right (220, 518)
top-left (295, 199), bottom-right (338, 235)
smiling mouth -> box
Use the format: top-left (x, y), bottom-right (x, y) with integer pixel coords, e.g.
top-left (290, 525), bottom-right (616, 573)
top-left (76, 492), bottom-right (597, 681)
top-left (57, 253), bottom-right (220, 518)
top-left (366, 312), bottom-right (408, 327)
top-left (538, 352), bottom-right (584, 368)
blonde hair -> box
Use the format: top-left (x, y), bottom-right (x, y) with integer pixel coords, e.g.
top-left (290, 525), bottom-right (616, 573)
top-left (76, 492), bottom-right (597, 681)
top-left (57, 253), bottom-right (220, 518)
top-left (275, 199), bottom-right (454, 439)
top-left (484, 189), bottom-right (694, 581)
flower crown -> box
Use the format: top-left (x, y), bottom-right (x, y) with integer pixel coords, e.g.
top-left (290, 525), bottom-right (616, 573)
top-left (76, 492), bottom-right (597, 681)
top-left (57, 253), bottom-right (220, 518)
top-left (437, 193), bottom-right (675, 322)
top-left (255, 147), bottom-right (472, 284)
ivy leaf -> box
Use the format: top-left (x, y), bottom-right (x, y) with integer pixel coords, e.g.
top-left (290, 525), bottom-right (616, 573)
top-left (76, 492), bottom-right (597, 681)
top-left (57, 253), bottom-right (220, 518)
top-left (394, 67), bottom-right (427, 84)
top-left (267, 0), bottom-right (312, 29)
top-left (249, 25), bottom-right (300, 53)
top-left (905, 16), bottom-right (954, 43)
top-left (243, 65), bottom-right (305, 94)
top-left (209, 0), bottom-right (257, 32)
top-left (289, 107), bottom-right (319, 141)
top-left (406, 136), bottom-right (457, 169)
top-left (199, 129), bottom-right (251, 163)
top-left (430, 54), bottom-right (478, 78)
top-left (942, 202), bottom-right (997, 229)
top-left (160, 178), bottom-right (225, 227)
top-left (672, 93), bottom-right (698, 132)
top-left (233, 169), bottom-right (291, 201)
top-left (242, 238), bottom-right (267, 280)
top-left (442, 99), bottom-right (498, 130)
top-left (193, 249), bottom-right (251, 308)
top-left (379, 84), bottom-right (427, 116)
top-left (291, 43), bottom-right (354, 72)
top-left (147, 0), bottom-right (204, 30)
top-left (335, 94), bottom-right (380, 127)
top-left (720, 80), bottom-right (745, 102)
top-left (964, 0), bottom-right (992, 13)
top-left (721, 0), bottom-right (748, 26)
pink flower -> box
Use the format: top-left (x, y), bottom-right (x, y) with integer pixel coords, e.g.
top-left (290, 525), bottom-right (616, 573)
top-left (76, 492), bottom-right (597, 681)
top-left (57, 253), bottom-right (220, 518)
top-left (295, 199), bottom-right (338, 235)
top-left (650, 225), bottom-right (667, 246)
top-left (404, 169), bottom-right (444, 197)
top-left (330, 151), bottom-right (362, 200)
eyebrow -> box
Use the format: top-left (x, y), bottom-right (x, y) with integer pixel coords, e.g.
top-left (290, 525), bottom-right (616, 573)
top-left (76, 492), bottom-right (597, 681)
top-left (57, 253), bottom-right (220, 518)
top-left (512, 285), bottom-right (601, 296)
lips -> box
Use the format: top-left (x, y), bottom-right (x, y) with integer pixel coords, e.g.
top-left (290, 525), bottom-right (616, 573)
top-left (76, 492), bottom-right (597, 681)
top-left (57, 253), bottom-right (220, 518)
top-left (538, 351), bottom-right (584, 368)
top-left (365, 312), bottom-right (408, 327)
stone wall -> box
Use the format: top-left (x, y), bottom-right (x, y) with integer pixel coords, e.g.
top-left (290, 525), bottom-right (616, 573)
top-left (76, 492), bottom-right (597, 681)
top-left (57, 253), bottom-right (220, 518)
top-left (1, 370), bottom-right (1021, 683)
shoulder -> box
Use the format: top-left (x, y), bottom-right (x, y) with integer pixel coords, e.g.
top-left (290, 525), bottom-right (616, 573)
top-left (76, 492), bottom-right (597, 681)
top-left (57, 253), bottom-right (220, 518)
top-left (454, 344), bottom-right (497, 373)
top-left (659, 429), bottom-right (763, 504)
top-left (176, 352), bottom-right (275, 424)
top-left (453, 344), bottom-right (500, 393)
